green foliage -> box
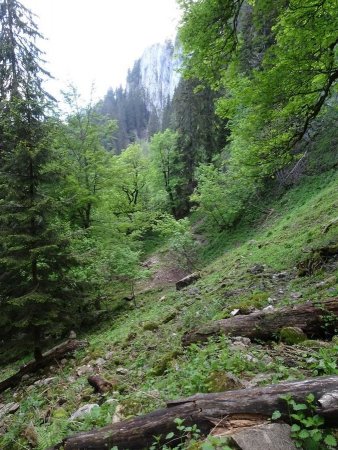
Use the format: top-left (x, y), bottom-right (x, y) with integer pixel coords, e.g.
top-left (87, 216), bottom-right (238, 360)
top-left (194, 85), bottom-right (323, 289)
top-left (178, 0), bottom-right (338, 229)
top-left (0, 1), bottom-right (80, 347)
top-left (154, 215), bottom-right (200, 271)
top-left (150, 418), bottom-right (232, 450)
top-left (149, 129), bottom-right (181, 216)
top-left (273, 394), bottom-right (337, 449)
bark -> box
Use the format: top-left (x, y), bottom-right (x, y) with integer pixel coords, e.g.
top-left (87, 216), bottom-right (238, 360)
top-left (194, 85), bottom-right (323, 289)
top-left (182, 298), bottom-right (338, 346)
top-left (0, 339), bottom-right (87, 393)
top-left (87, 375), bottom-right (113, 394)
top-left (49, 376), bottom-right (338, 450)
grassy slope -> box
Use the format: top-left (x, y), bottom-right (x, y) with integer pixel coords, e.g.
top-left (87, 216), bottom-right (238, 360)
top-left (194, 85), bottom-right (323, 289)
top-left (1, 169), bottom-right (338, 449)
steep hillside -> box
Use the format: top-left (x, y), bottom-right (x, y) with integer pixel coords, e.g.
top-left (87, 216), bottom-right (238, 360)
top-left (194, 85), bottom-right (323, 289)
top-left (1, 169), bottom-right (337, 449)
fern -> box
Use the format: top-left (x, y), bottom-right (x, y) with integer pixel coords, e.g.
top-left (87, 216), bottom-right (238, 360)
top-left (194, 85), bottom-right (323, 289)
top-left (36, 420), bottom-right (69, 450)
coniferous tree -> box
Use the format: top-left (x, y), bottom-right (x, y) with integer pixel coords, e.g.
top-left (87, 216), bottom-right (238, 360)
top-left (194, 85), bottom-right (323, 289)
top-left (0, 0), bottom-right (79, 356)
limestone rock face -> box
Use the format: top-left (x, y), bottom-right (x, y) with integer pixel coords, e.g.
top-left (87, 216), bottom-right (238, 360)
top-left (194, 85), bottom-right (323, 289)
top-left (127, 39), bottom-right (181, 120)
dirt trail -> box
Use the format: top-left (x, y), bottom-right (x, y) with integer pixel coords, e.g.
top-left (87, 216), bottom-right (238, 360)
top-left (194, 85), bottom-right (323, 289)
top-left (137, 253), bottom-right (189, 292)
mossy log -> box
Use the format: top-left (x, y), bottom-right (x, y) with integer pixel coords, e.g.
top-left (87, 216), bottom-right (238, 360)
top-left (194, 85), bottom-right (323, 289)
top-left (49, 376), bottom-right (338, 450)
top-left (182, 298), bottom-right (338, 346)
top-left (0, 339), bottom-right (87, 393)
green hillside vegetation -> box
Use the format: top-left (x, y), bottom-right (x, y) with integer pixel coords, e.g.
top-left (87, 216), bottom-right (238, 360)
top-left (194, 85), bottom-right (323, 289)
top-left (1, 160), bottom-right (338, 449)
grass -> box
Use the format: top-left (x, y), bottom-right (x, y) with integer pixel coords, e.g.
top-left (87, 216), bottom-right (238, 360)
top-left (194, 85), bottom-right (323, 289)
top-left (1, 169), bottom-right (338, 449)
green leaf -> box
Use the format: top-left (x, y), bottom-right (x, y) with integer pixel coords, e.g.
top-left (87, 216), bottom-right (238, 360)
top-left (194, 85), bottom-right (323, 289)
top-left (292, 403), bottom-right (308, 411)
top-left (201, 443), bottom-right (214, 450)
top-left (165, 432), bottom-right (174, 440)
top-left (291, 424), bottom-right (301, 432)
top-left (298, 429), bottom-right (310, 439)
top-left (271, 410), bottom-right (282, 420)
top-left (306, 393), bottom-right (315, 403)
top-left (324, 435), bottom-right (337, 447)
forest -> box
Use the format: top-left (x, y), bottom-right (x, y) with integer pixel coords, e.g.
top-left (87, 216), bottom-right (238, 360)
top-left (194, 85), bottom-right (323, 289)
top-left (0, 0), bottom-right (338, 449)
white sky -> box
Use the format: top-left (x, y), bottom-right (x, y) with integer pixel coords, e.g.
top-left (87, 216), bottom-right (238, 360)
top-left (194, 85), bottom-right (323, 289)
top-left (23, 0), bottom-right (180, 102)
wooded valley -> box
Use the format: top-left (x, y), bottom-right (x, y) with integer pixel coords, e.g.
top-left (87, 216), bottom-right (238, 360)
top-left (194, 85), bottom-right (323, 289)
top-left (0, 0), bottom-right (338, 449)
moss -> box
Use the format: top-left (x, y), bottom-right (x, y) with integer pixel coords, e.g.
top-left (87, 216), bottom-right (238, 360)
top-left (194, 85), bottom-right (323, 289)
top-left (280, 327), bottom-right (307, 345)
top-left (206, 371), bottom-right (244, 393)
top-left (301, 340), bottom-right (330, 349)
top-left (151, 351), bottom-right (181, 376)
top-left (142, 321), bottom-right (159, 331)
top-left (161, 309), bottom-right (178, 324)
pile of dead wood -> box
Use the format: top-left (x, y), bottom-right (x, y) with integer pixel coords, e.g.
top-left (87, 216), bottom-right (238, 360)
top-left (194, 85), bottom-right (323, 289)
top-left (48, 376), bottom-right (338, 450)
top-left (182, 298), bottom-right (338, 346)
top-left (0, 339), bottom-right (87, 394)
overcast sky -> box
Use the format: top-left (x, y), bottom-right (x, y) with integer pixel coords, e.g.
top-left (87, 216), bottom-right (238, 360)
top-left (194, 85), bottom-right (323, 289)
top-left (23, 0), bottom-right (180, 102)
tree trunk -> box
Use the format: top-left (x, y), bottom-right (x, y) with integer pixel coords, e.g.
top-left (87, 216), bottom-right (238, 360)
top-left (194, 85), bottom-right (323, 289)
top-left (182, 298), bottom-right (338, 346)
top-left (0, 339), bottom-right (87, 393)
top-left (49, 376), bottom-right (338, 450)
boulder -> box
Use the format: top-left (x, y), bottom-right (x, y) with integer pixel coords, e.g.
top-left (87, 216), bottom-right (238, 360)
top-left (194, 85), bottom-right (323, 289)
top-left (34, 377), bottom-right (56, 387)
top-left (247, 264), bottom-right (265, 275)
top-left (280, 326), bottom-right (307, 345)
top-left (142, 321), bottom-right (159, 331)
top-left (0, 402), bottom-right (20, 419)
top-left (229, 423), bottom-right (297, 450)
top-left (207, 371), bottom-right (245, 392)
top-left (116, 367), bottom-right (129, 376)
top-left (176, 273), bottom-right (200, 290)
top-left (70, 404), bottom-right (99, 421)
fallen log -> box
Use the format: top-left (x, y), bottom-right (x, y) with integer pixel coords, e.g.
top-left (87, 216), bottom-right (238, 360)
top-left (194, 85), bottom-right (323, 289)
top-left (87, 375), bottom-right (113, 394)
top-left (0, 339), bottom-right (87, 393)
top-left (49, 376), bottom-right (338, 450)
top-left (182, 298), bottom-right (338, 346)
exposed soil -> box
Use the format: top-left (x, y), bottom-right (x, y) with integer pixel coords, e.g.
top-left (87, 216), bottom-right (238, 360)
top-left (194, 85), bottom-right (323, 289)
top-left (137, 253), bottom-right (190, 292)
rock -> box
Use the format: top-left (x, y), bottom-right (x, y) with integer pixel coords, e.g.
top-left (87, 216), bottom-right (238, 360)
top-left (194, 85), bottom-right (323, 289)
top-left (207, 371), bottom-right (245, 392)
top-left (70, 404), bottom-right (99, 421)
top-left (69, 330), bottom-right (77, 339)
top-left (268, 297), bottom-right (277, 304)
top-left (176, 273), bottom-right (200, 290)
top-left (116, 367), bottom-right (129, 376)
top-left (262, 355), bottom-right (273, 365)
top-left (244, 354), bottom-right (259, 363)
top-left (105, 351), bottom-right (114, 360)
top-left (231, 336), bottom-right (251, 346)
top-left (142, 321), bottom-right (159, 331)
top-left (280, 326), bottom-right (307, 345)
top-left (245, 373), bottom-right (272, 388)
top-left (94, 357), bottom-right (106, 367)
top-left (230, 309), bottom-right (240, 316)
top-left (21, 374), bottom-right (30, 381)
top-left (247, 264), bottom-right (264, 275)
top-left (263, 305), bottom-right (274, 312)
top-left (61, 358), bottom-right (68, 365)
top-left (0, 402), bottom-right (20, 419)
top-left (76, 365), bottom-right (93, 376)
top-left (34, 377), bottom-right (56, 387)
top-left (274, 271), bottom-right (288, 279)
top-left (159, 295), bottom-right (166, 301)
top-left (290, 292), bottom-right (303, 300)
top-left (188, 287), bottom-right (201, 296)
top-left (229, 342), bottom-right (248, 351)
top-left (112, 404), bottom-right (123, 424)
top-left (229, 423), bottom-right (297, 450)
